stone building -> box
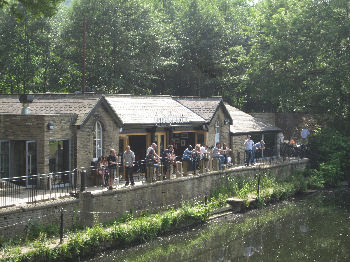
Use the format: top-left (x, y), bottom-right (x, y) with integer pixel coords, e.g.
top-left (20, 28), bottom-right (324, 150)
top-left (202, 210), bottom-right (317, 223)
top-left (225, 104), bottom-right (282, 164)
top-left (175, 97), bottom-right (233, 148)
top-left (0, 94), bottom-right (122, 185)
top-left (0, 93), bottom-right (279, 186)
top-left (105, 95), bottom-right (206, 159)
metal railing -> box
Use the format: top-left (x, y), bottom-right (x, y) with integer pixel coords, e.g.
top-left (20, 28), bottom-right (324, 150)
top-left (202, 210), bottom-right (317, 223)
top-left (280, 143), bottom-right (306, 159)
top-left (0, 170), bottom-right (77, 208)
top-left (0, 153), bottom-right (295, 208)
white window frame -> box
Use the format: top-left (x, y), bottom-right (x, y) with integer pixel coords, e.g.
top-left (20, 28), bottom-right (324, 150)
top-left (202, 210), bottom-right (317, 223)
top-left (94, 121), bottom-right (103, 158)
top-left (215, 120), bottom-right (220, 144)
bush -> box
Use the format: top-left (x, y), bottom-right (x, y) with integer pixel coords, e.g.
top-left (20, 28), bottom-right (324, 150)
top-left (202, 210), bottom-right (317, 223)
top-left (307, 127), bottom-right (350, 187)
top-left (307, 169), bottom-right (325, 189)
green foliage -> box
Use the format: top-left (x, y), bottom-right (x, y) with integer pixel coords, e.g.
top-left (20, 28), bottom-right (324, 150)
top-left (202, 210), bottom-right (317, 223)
top-left (25, 221), bottom-right (59, 242)
top-left (0, 0), bottom-right (63, 20)
top-left (1, 0), bottom-right (349, 125)
top-left (307, 127), bottom-right (350, 187)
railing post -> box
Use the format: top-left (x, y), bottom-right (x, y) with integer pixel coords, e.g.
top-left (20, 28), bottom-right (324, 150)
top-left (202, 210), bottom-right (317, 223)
top-left (200, 159), bottom-right (205, 174)
top-left (212, 158), bottom-right (219, 171)
top-left (183, 160), bottom-right (190, 176)
top-left (60, 208), bottom-right (64, 244)
top-left (80, 169), bottom-right (86, 192)
top-left (176, 161), bottom-right (182, 177)
top-left (73, 169), bottom-right (77, 194)
top-left (257, 169), bottom-right (261, 201)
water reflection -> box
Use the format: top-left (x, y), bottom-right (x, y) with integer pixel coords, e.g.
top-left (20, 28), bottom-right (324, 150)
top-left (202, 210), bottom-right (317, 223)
top-left (87, 188), bottom-right (350, 262)
top-left (299, 225), bottom-right (308, 233)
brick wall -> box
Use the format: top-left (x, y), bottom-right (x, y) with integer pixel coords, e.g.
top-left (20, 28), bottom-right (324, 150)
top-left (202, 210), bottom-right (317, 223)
top-left (0, 159), bottom-right (308, 240)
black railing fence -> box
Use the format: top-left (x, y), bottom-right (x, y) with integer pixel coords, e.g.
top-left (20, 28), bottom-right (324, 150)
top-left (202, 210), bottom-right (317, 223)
top-left (0, 171), bottom-right (77, 208)
top-left (280, 142), bottom-right (306, 159)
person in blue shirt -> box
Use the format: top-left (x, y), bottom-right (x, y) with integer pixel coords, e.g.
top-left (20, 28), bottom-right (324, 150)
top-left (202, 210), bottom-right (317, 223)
top-left (213, 142), bottom-right (225, 170)
top-left (182, 145), bottom-right (193, 171)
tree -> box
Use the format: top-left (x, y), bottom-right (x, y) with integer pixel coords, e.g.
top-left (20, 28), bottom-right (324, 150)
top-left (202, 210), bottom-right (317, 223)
top-left (0, 9), bottom-right (52, 93)
top-left (0, 0), bottom-right (64, 19)
top-left (241, 0), bottom-right (350, 117)
top-left (52, 0), bottom-right (163, 94)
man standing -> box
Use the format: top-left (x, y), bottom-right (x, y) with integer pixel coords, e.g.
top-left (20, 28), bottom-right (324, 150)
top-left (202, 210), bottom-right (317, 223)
top-left (244, 135), bottom-right (254, 166)
top-left (213, 142), bottom-right (225, 170)
top-left (301, 128), bottom-right (310, 144)
top-left (252, 140), bottom-right (265, 164)
top-left (123, 145), bottom-right (135, 186)
top-left (107, 149), bottom-right (118, 190)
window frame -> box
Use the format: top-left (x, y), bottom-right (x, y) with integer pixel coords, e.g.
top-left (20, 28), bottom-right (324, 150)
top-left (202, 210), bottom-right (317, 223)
top-left (93, 121), bottom-right (103, 159)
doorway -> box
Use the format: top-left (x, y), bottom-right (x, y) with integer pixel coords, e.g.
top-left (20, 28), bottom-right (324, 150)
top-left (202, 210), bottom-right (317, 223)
top-left (128, 135), bottom-right (147, 161)
top-left (49, 140), bottom-right (71, 185)
top-left (9, 140), bottom-right (37, 187)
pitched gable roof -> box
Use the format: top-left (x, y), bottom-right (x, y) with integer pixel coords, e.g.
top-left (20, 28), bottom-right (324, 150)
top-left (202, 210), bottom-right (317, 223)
top-left (225, 103), bottom-right (281, 134)
top-left (175, 97), bottom-right (231, 123)
top-left (105, 95), bottom-right (205, 125)
top-left (0, 94), bottom-right (121, 126)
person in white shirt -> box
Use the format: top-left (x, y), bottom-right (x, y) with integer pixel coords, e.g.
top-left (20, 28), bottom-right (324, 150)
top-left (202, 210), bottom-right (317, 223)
top-left (244, 135), bottom-right (255, 166)
top-left (200, 145), bottom-right (210, 171)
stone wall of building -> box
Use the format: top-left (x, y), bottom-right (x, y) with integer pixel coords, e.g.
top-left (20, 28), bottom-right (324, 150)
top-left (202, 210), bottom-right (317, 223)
top-left (76, 104), bottom-right (120, 186)
top-left (207, 106), bottom-right (231, 147)
top-left (0, 159), bottom-right (308, 240)
top-left (250, 113), bottom-right (276, 126)
top-left (250, 112), bottom-right (323, 141)
top-left (0, 114), bottom-right (75, 176)
top-left (76, 104), bottom-right (120, 170)
top-left (230, 135), bottom-right (246, 165)
top-left (44, 114), bottom-right (77, 173)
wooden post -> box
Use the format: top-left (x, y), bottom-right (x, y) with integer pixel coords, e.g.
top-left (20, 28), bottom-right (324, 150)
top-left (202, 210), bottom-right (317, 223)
top-left (212, 158), bottom-right (219, 171)
top-left (166, 165), bottom-right (171, 180)
top-left (176, 161), bottom-right (182, 178)
top-left (200, 159), bottom-right (205, 174)
top-left (183, 160), bottom-right (190, 176)
top-left (146, 166), bottom-right (154, 183)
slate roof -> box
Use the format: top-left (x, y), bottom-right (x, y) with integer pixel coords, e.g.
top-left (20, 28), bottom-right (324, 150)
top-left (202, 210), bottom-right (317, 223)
top-left (105, 95), bottom-right (205, 125)
top-left (174, 97), bottom-right (224, 122)
top-left (0, 94), bottom-right (102, 126)
top-left (225, 104), bottom-right (281, 134)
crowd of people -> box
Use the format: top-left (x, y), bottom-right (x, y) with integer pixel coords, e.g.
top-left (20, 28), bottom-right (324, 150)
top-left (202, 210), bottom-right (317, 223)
top-left (96, 136), bottom-right (267, 188)
top-left (244, 135), bottom-right (265, 166)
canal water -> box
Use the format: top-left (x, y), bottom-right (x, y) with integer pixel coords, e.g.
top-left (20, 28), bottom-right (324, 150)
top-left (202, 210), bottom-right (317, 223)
top-left (87, 188), bottom-right (350, 262)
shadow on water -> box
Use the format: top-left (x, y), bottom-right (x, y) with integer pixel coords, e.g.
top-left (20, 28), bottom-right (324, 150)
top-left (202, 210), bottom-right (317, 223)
top-left (86, 188), bottom-right (350, 262)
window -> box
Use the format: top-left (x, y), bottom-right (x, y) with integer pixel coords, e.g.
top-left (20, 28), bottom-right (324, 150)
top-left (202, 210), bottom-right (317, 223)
top-left (0, 141), bottom-right (9, 178)
top-left (93, 121), bottom-right (103, 158)
top-left (215, 120), bottom-right (220, 144)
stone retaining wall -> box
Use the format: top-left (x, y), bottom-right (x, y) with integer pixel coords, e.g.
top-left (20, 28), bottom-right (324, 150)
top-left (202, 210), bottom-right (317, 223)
top-left (0, 159), bottom-right (308, 240)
